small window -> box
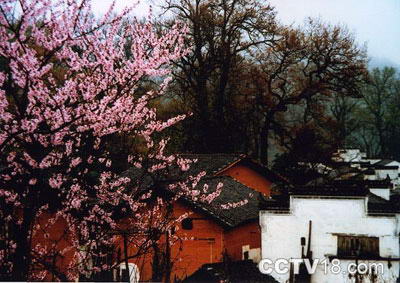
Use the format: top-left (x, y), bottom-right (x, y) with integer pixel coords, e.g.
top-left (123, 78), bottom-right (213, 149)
top-left (337, 236), bottom-right (379, 258)
top-left (243, 251), bottom-right (249, 260)
top-left (182, 218), bottom-right (193, 230)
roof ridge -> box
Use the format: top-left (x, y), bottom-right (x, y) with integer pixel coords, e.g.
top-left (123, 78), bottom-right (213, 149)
top-left (216, 175), bottom-right (257, 191)
top-left (213, 155), bottom-right (246, 175)
top-left (248, 158), bottom-right (291, 184)
top-left (176, 153), bottom-right (247, 175)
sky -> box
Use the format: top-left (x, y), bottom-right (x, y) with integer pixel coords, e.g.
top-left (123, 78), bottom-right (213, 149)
top-left (91, 0), bottom-right (400, 68)
top-left (267, 0), bottom-right (400, 69)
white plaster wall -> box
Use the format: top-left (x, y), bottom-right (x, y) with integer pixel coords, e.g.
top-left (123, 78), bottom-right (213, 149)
top-left (384, 161), bottom-right (400, 168)
top-left (365, 174), bottom-right (377, 181)
top-left (242, 245), bottom-right (261, 263)
top-left (376, 169), bottom-right (398, 180)
top-left (376, 162), bottom-right (400, 188)
top-left (370, 188), bottom-right (391, 200)
top-left (336, 149), bottom-right (363, 162)
top-left (260, 197), bottom-right (399, 283)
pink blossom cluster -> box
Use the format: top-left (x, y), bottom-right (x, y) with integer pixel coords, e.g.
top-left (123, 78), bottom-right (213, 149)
top-left (0, 0), bottom-right (247, 280)
top-left (0, 0), bottom-right (205, 280)
top-left (220, 199), bottom-right (249, 210)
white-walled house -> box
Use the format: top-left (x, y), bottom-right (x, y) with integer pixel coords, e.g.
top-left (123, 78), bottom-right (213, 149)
top-left (332, 149), bottom-right (366, 163)
top-left (332, 149), bottom-right (400, 188)
top-left (260, 184), bottom-right (400, 283)
top-left (363, 161), bottom-right (400, 188)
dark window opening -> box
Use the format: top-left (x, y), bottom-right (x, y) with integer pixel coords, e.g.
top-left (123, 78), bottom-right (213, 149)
top-left (121, 268), bottom-right (130, 282)
top-left (243, 251), bottom-right (249, 260)
top-left (182, 218), bottom-right (193, 230)
top-left (337, 236), bottom-right (379, 258)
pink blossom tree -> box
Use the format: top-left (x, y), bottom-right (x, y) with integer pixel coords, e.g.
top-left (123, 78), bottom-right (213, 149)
top-left (0, 0), bottom-right (222, 280)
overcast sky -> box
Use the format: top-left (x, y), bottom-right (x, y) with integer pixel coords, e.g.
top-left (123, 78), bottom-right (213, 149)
top-left (268, 0), bottom-right (400, 68)
top-left (91, 0), bottom-right (400, 68)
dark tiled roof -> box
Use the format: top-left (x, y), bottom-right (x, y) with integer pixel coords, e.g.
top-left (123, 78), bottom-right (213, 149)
top-left (260, 186), bottom-right (400, 214)
top-left (363, 169), bottom-right (376, 175)
top-left (361, 164), bottom-right (398, 170)
top-left (368, 193), bottom-right (400, 214)
top-left (186, 176), bottom-right (262, 228)
top-left (120, 166), bottom-right (155, 190)
top-left (330, 161), bottom-right (371, 167)
top-left (121, 153), bottom-right (279, 228)
top-left (121, 153), bottom-right (246, 185)
top-left (172, 154), bottom-right (290, 227)
top-left (259, 194), bottom-right (290, 211)
top-left (177, 153), bottom-right (246, 177)
top-left (240, 158), bottom-right (290, 185)
top-left (375, 159), bottom-right (396, 166)
top-left (165, 154), bottom-right (288, 186)
top-left (333, 179), bottom-right (392, 189)
top-left (289, 184), bottom-right (369, 197)
top-left (304, 165), bottom-right (362, 187)
top-left (183, 260), bottom-right (279, 283)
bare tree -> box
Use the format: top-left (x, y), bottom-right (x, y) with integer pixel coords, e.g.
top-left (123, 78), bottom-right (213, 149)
top-left (160, 0), bottom-right (281, 153)
top-left (160, 0), bottom-right (368, 164)
top-left (249, 19), bottom-right (367, 163)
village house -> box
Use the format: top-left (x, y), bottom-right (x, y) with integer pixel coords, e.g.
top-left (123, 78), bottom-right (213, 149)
top-left (34, 148), bottom-right (400, 282)
top-left (112, 153), bottom-right (287, 282)
top-left (29, 153), bottom-right (286, 282)
top-left (332, 149), bottom-right (400, 188)
top-left (260, 151), bottom-right (400, 283)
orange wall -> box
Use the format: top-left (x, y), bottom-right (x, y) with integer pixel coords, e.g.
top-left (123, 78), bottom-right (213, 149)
top-left (219, 164), bottom-right (272, 196)
top-left (32, 214), bottom-right (76, 281)
top-left (31, 203), bottom-right (226, 282)
top-left (147, 163), bottom-right (270, 279)
top-left (127, 202), bottom-right (225, 282)
top-left (171, 202), bottom-right (225, 280)
top-left (31, 162), bottom-right (271, 281)
top-left (224, 221), bottom-right (261, 261)
top-left (217, 163), bottom-right (266, 262)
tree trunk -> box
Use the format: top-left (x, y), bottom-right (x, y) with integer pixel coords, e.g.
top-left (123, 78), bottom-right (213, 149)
top-left (163, 231), bottom-right (172, 283)
top-left (194, 73), bottom-right (211, 152)
top-left (123, 234), bottom-right (130, 282)
top-left (151, 243), bottom-right (162, 282)
top-left (259, 122), bottom-right (270, 165)
top-left (12, 208), bottom-right (34, 281)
